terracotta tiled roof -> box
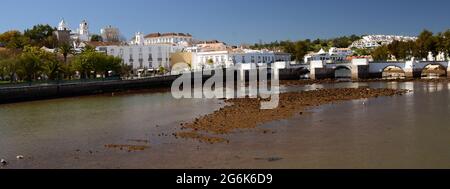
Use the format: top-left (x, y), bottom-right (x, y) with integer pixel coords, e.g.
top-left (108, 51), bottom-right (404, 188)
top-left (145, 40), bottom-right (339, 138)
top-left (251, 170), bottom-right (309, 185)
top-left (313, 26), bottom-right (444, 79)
top-left (196, 40), bottom-right (222, 44)
top-left (84, 41), bottom-right (123, 47)
top-left (144, 32), bottom-right (192, 38)
top-left (144, 33), bottom-right (161, 38)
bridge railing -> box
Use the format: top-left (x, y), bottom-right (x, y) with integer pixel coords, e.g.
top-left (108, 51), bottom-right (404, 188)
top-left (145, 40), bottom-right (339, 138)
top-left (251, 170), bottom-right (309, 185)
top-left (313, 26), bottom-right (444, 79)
top-left (369, 61), bottom-right (405, 64)
top-left (370, 60), bottom-right (448, 64)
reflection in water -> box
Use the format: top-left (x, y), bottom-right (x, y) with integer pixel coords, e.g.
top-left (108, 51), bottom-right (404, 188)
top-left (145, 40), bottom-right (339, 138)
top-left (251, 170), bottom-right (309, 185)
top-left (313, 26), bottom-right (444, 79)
top-left (421, 82), bottom-right (445, 93)
top-left (300, 73), bottom-right (310, 79)
top-left (421, 74), bottom-right (444, 79)
top-left (402, 82), bottom-right (415, 91)
top-left (264, 81), bottom-right (450, 168)
top-left (0, 81), bottom-right (450, 168)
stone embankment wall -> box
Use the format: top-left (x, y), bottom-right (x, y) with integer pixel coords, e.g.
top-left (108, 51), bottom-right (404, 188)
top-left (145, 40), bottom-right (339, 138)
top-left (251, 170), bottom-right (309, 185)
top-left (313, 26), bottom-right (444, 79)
top-left (0, 68), bottom-right (302, 104)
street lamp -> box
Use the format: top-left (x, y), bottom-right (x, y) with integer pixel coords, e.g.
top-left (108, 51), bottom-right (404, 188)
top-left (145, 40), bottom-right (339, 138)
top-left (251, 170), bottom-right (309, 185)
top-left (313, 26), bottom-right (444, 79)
top-left (56, 71), bottom-right (59, 84)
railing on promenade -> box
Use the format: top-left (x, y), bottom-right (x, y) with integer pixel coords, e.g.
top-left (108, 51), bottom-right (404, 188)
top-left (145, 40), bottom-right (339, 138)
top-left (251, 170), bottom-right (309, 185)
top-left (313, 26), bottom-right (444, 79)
top-left (0, 73), bottom-right (185, 89)
top-left (0, 77), bottom-right (122, 89)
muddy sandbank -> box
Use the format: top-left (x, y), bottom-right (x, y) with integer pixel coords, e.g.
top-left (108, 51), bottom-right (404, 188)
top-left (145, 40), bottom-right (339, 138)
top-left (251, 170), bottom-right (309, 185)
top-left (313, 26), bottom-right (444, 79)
top-left (176, 88), bottom-right (408, 143)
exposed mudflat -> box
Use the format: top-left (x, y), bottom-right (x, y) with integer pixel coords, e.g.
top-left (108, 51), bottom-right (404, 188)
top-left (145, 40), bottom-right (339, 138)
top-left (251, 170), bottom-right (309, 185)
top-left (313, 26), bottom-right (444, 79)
top-left (280, 79), bottom-right (338, 86)
top-left (176, 88), bottom-right (408, 143)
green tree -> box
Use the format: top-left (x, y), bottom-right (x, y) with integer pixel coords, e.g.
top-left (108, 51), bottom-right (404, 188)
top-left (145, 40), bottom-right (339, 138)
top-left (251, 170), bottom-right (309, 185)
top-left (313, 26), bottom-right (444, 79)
top-left (0, 49), bottom-right (21, 83)
top-left (330, 36), bottom-right (360, 48)
top-left (119, 63), bottom-right (132, 78)
top-left (92, 53), bottom-right (121, 78)
top-left (71, 51), bottom-right (94, 79)
top-left (24, 24), bottom-right (56, 48)
top-left (442, 29), bottom-right (450, 60)
top-left (371, 45), bottom-right (389, 61)
top-left (41, 52), bottom-right (63, 80)
top-left (435, 32), bottom-right (446, 60)
top-left (82, 45), bottom-right (96, 52)
top-left (282, 41), bottom-right (296, 60)
top-left (387, 40), bottom-right (410, 61)
top-left (352, 47), bottom-right (370, 56)
top-left (57, 43), bottom-right (75, 64)
top-left (416, 30), bottom-right (437, 59)
top-left (1, 48), bottom-right (20, 82)
top-left (71, 48), bottom-right (123, 79)
top-left (293, 41), bottom-right (308, 62)
top-left (90, 35), bottom-right (103, 42)
top-left (249, 35), bottom-right (361, 62)
top-left (0, 58), bottom-right (21, 83)
top-left (18, 46), bottom-right (46, 81)
top-left (105, 56), bottom-right (122, 77)
top-left (0, 31), bottom-right (30, 49)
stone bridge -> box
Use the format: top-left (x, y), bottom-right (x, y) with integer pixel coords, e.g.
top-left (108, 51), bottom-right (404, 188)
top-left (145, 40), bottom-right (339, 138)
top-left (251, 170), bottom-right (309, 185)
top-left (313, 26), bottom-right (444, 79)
top-left (288, 59), bottom-right (450, 80)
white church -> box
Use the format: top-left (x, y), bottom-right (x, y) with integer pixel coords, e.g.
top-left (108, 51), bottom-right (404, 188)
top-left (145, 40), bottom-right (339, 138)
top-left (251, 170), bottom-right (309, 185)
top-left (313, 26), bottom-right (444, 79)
top-left (57, 19), bottom-right (91, 42)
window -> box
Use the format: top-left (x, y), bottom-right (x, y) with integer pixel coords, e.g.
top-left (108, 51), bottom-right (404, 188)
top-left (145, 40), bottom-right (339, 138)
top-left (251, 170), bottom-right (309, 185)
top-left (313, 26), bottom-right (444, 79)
top-left (139, 53), bottom-right (143, 68)
top-left (129, 53), bottom-right (134, 62)
top-left (148, 53), bottom-right (153, 62)
top-left (119, 50), bottom-right (123, 58)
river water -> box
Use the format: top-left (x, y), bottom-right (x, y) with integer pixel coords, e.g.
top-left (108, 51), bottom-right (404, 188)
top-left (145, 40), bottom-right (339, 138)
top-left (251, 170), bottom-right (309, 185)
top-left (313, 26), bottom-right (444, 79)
top-left (0, 81), bottom-right (449, 168)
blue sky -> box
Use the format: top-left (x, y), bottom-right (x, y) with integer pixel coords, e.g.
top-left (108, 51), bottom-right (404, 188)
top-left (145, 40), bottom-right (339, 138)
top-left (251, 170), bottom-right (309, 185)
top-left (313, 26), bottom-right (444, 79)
top-left (1, 0), bottom-right (449, 44)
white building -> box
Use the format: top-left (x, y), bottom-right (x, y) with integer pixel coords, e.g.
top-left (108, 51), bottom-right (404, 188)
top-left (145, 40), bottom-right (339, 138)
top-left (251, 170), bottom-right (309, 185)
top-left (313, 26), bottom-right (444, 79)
top-left (143, 32), bottom-right (193, 46)
top-left (190, 49), bottom-right (291, 71)
top-left (304, 47), bottom-right (353, 63)
top-left (56, 19), bottom-right (92, 43)
top-left (72, 20), bottom-right (90, 42)
top-left (350, 35), bottom-right (417, 49)
top-left (98, 44), bottom-right (184, 71)
top-left (55, 19), bottom-right (91, 42)
top-left (130, 32), bottom-right (145, 45)
top-left (192, 50), bottom-right (233, 70)
top-left (54, 19), bottom-right (71, 43)
top-left (57, 19), bottom-right (70, 31)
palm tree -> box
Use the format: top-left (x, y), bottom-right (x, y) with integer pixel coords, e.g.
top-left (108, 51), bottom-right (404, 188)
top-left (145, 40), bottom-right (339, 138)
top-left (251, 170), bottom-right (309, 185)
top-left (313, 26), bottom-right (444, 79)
top-left (119, 63), bottom-right (132, 79)
top-left (57, 43), bottom-right (74, 64)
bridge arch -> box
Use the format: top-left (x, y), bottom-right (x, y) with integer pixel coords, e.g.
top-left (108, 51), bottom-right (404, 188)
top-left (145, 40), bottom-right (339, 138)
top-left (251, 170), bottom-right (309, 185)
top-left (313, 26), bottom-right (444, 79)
top-left (334, 65), bottom-right (352, 79)
top-left (382, 65), bottom-right (406, 79)
top-left (421, 63), bottom-right (447, 78)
